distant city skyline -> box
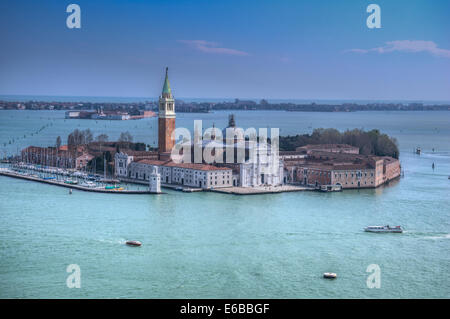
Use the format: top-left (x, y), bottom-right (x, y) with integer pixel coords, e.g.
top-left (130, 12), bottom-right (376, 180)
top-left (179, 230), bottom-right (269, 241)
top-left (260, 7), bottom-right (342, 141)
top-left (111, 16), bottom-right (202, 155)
top-left (1, 0), bottom-right (449, 100)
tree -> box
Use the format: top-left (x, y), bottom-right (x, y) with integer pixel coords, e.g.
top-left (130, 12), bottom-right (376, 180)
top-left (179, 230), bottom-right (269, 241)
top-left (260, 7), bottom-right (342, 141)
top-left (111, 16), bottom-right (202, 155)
top-left (95, 134), bottom-right (109, 142)
top-left (56, 136), bottom-right (61, 149)
top-left (278, 128), bottom-right (399, 158)
top-left (118, 131), bottom-right (133, 143)
top-left (84, 129), bottom-right (93, 144)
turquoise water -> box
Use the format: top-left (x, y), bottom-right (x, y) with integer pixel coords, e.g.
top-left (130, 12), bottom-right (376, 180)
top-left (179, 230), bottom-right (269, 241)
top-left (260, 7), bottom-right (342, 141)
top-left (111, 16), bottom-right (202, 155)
top-left (0, 110), bottom-right (449, 298)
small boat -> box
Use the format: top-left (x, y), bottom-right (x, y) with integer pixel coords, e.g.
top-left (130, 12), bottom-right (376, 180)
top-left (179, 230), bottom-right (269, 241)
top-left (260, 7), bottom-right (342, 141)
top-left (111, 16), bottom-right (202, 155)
top-left (105, 185), bottom-right (122, 190)
top-left (64, 179), bottom-right (78, 185)
top-left (364, 225), bottom-right (403, 233)
top-left (323, 272), bottom-right (337, 279)
top-left (80, 181), bottom-right (96, 188)
top-left (126, 240), bottom-right (142, 246)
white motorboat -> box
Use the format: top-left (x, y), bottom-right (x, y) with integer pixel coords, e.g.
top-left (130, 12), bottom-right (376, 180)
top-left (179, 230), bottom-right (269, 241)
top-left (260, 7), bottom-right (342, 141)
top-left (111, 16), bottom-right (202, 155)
top-left (80, 181), bottom-right (96, 188)
top-left (364, 225), bottom-right (403, 233)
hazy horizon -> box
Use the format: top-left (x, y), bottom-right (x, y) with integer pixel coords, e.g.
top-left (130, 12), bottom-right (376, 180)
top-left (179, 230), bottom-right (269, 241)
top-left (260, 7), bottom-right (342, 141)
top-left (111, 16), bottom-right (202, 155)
top-left (1, 94), bottom-right (450, 105)
top-left (1, 0), bottom-right (449, 101)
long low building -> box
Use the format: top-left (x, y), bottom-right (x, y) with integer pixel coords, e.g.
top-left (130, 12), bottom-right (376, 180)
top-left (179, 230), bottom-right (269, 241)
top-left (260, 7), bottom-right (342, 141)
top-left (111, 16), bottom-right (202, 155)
top-left (285, 149), bottom-right (401, 189)
top-left (115, 152), bottom-right (232, 189)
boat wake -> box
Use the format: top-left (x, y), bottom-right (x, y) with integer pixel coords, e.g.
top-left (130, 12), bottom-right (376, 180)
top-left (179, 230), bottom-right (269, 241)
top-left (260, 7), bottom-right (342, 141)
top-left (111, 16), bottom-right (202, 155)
top-left (97, 238), bottom-right (127, 245)
top-left (423, 233), bottom-right (450, 240)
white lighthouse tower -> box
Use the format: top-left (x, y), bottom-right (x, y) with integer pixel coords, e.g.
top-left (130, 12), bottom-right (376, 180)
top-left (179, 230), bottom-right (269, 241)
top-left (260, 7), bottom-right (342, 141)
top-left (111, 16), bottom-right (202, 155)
top-left (149, 166), bottom-right (161, 193)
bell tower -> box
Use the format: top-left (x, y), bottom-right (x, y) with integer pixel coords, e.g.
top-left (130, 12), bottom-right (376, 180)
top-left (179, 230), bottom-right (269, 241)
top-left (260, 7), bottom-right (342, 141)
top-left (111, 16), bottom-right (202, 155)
top-left (158, 67), bottom-right (176, 159)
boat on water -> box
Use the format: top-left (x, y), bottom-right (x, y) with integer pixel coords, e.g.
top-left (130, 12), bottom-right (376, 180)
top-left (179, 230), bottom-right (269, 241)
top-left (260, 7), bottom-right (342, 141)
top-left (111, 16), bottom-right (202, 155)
top-left (80, 181), bottom-right (96, 188)
top-left (323, 272), bottom-right (337, 279)
top-left (364, 225), bottom-right (403, 233)
top-left (64, 179), bottom-right (78, 185)
top-left (105, 185), bottom-right (123, 190)
top-left (126, 240), bottom-right (142, 246)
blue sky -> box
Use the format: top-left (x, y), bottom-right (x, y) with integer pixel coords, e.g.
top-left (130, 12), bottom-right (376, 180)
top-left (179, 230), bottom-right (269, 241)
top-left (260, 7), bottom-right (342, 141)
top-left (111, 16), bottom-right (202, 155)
top-left (1, 0), bottom-right (449, 101)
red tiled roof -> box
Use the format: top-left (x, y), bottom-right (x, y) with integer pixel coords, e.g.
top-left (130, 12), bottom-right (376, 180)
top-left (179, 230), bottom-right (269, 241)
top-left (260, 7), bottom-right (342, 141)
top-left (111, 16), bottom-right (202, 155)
top-left (165, 162), bottom-right (231, 171)
top-left (136, 159), bottom-right (169, 166)
top-left (136, 159), bottom-right (231, 171)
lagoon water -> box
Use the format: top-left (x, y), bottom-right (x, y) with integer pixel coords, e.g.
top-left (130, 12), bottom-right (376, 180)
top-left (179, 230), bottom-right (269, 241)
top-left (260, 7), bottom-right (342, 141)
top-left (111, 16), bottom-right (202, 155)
top-left (0, 110), bottom-right (449, 298)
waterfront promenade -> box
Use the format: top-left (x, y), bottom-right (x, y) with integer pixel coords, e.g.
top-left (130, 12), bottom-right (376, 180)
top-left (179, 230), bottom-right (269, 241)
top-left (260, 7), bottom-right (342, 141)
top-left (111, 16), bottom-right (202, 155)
top-left (0, 169), bottom-right (160, 194)
top-left (0, 168), bottom-right (313, 195)
top-left (211, 184), bottom-right (314, 195)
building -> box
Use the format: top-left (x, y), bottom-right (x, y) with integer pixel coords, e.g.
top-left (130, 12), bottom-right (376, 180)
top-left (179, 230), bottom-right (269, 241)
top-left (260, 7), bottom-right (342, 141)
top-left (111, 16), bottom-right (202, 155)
top-left (122, 158), bottom-right (232, 189)
top-left (114, 70), bottom-right (285, 189)
top-left (149, 166), bottom-right (161, 193)
top-left (114, 151), bottom-right (158, 177)
top-left (20, 145), bottom-right (93, 169)
top-left (286, 149), bottom-right (400, 189)
top-left (158, 67), bottom-right (176, 159)
top-left (240, 144), bottom-right (284, 187)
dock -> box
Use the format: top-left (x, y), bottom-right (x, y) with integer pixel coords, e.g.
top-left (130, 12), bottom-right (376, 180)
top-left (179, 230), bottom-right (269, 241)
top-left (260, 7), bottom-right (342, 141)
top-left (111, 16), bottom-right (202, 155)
top-left (118, 177), bottom-right (203, 192)
top-left (210, 184), bottom-right (314, 195)
top-left (0, 170), bottom-right (161, 194)
top-left (1, 169), bottom-right (314, 196)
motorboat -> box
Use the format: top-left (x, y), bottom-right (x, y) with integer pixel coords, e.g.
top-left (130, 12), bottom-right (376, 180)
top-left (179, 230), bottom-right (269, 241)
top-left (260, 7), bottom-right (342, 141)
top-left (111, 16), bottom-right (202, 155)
top-left (323, 272), bottom-right (337, 279)
top-left (80, 181), bottom-right (96, 188)
top-left (64, 179), bottom-right (78, 185)
top-left (126, 240), bottom-right (142, 246)
top-left (364, 225), bottom-right (403, 233)
top-left (105, 185), bottom-right (122, 190)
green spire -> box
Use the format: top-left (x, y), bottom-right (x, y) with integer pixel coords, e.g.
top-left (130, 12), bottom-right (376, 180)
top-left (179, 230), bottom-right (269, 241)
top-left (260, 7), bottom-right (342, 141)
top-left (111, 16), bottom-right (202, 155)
top-left (162, 67), bottom-right (171, 95)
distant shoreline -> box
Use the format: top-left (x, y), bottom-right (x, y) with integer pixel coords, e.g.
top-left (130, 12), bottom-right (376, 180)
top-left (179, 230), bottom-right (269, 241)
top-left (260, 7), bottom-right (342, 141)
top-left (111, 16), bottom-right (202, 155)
top-left (1, 97), bottom-right (450, 113)
top-left (1, 94), bottom-right (450, 105)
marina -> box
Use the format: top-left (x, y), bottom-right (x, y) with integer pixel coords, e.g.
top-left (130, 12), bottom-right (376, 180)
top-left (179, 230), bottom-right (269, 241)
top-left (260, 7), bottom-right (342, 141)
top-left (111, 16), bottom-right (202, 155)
top-left (0, 168), bottom-right (158, 194)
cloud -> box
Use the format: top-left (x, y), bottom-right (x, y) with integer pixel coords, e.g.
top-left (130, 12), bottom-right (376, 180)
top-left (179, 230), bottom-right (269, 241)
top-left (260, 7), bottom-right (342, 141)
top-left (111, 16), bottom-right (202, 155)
top-left (345, 40), bottom-right (450, 58)
top-left (178, 40), bottom-right (249, 56)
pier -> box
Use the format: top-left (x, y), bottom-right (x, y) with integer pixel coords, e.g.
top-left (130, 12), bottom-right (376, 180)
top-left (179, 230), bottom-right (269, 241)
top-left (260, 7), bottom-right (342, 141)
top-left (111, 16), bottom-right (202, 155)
top-left (210, 184), bottom-right (314, 195)
top-left (0, 169), bottom-right (160, 194)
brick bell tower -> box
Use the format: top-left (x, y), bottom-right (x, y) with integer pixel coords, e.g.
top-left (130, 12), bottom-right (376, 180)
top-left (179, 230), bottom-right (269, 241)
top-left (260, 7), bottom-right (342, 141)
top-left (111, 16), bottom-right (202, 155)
top-left (158, 67), bottom-right (176, 160)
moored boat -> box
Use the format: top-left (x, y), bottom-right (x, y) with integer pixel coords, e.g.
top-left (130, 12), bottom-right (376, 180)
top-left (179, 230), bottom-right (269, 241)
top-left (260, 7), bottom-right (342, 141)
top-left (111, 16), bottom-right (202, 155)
top-left (364, 225), bottom-right (403, 233)
top-left (80, 181), bottom-right (96, 188)
top-left (105, 185), bottom-right (123, 190)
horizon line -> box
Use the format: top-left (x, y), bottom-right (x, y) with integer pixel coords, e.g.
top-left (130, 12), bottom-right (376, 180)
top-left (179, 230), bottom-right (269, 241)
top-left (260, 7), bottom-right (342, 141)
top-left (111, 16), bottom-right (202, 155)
top-left (0, 94), bottom-right (449, 104)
